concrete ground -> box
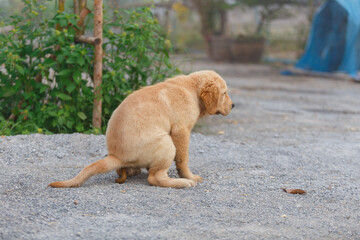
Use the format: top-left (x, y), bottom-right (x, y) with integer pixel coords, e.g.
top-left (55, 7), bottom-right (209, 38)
top-left (1, 57), bottom-right (359, 239)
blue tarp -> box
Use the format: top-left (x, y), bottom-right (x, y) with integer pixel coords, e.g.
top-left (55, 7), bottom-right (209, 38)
top-left (295, 0), bottom-right (360, 79)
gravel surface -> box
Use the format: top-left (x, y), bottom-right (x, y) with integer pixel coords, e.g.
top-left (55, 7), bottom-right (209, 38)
top-left (1, 58), bottom-right (360, 239)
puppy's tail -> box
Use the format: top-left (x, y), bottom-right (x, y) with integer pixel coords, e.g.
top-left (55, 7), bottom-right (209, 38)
top-left (48, 155), bottom-right (122, 188)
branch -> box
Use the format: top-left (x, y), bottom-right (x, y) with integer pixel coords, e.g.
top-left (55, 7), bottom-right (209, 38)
top-left (74, 35), bottom-right (101, 45)
top-left (77, 7), bottom-right (91, 29)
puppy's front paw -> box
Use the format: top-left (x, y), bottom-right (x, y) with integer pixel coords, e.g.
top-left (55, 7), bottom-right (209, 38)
top-left (183, 174), bottom-right (203, 183)
top-left (178, 170), bottom-right (203, 183)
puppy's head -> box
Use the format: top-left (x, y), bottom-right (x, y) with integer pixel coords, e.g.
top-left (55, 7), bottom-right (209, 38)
top-left (192, 70), bottom-right (234, 116)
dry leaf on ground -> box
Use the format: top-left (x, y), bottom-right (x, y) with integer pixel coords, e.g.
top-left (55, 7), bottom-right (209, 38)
top-left (282, 188), bottom-right (306, 194)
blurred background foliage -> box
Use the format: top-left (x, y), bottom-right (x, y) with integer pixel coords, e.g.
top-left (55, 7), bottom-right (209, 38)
top-left (0, 0), bottom-right (325, 58)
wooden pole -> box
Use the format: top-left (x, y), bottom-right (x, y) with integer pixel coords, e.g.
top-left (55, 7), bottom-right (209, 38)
top-left (92, 0), bottom-right (103, 129)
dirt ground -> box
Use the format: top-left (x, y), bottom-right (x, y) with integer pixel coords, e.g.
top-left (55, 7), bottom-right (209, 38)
top-left (1, 55), bottom-right (360, 239)
top-left (179, 55), bottom-right (360, 238)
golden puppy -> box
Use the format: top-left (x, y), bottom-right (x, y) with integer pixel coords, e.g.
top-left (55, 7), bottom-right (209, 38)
top-left (49, 70), bottom-right (234, 188)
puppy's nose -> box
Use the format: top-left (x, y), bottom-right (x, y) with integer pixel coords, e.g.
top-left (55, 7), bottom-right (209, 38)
top-left (231, 103), bottom-right (235, 109)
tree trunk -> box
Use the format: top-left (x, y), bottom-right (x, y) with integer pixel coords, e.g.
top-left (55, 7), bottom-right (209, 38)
top-left (219, 9), bottom-right (227, 36)
top-left (73, 0), bottom-right (79, 15)
top-left (92, 0), bottom-right (103, 129)
top-left (192, 0), bottom-right (228, 57)
top-left (193, 0), bottom-right (213, 56)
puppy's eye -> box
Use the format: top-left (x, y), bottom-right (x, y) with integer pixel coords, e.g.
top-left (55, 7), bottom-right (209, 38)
top-left (223, 92), bottom-right (227, 95)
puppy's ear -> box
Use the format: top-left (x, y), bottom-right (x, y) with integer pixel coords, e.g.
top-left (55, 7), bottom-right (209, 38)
top-left (199, 81), bottom-right (219, 115)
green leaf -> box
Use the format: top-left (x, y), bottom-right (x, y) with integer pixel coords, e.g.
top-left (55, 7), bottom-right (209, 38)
top-left (58, 116), bottom-right (65, 125)
top-left (39, 85), bottom-right (48, 93)
top-left (56, 92), bottom-right (72, 100)
top-left (57, 69), bottom-right (72, 76)
top-left (51, 119), bottom-right (58, 127)
top-left (49, 111), bottom-right (57, 117)
top-left (103, 73), bottom-right (110, 79)
top-left (73, 70), bottom-right (81, 84)
top-left (24, 45), bottom-right (33, 55)
top-left (104, 94), bottom-right (111, 103)
top-left (66, 120), bottom-right (74, 128)
top-left (16, 65), bottom-right (25, 75)
top-left (2, 90), bottom-right (15, 98)
top-left (59, 19), bottom-right (67, 27)
top-left (69, 18), bottom-right (78, 27)
top-left (43, 58), bottom-right (54, 66)
top-left (66, 57), bottom-right (76, 64)
top-left (77, 112), bottom-right (87, 120)
top-left (78, 57), bottom-right (85, 66)
top-left (57, 54), bottom-right (64, 63)
top-left (66, 84), bottom-right (76, 93)
top-left (76, 123), bottom-right (84, 132)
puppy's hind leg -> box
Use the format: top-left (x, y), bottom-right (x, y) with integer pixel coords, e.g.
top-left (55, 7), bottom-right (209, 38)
top-left (148, 168), bottom-right (196, 188)
top-left (115, 167), bottom-right (141, 184)
top-left (115, 168), bottom-right (127, 184)
top-left (49, 155), bottom-right (123, 188)
top-left (147, 136), bottom-right (196, 188)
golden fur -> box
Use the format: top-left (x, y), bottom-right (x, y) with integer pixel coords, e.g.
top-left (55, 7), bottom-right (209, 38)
top-left (49, 70), bottom-right (234, 188)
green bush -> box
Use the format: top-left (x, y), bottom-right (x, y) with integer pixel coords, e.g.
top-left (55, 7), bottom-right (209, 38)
top-left (101, 8), bottom-right (180, 123)
top-left (0, 1), bottom-right (180, 135)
